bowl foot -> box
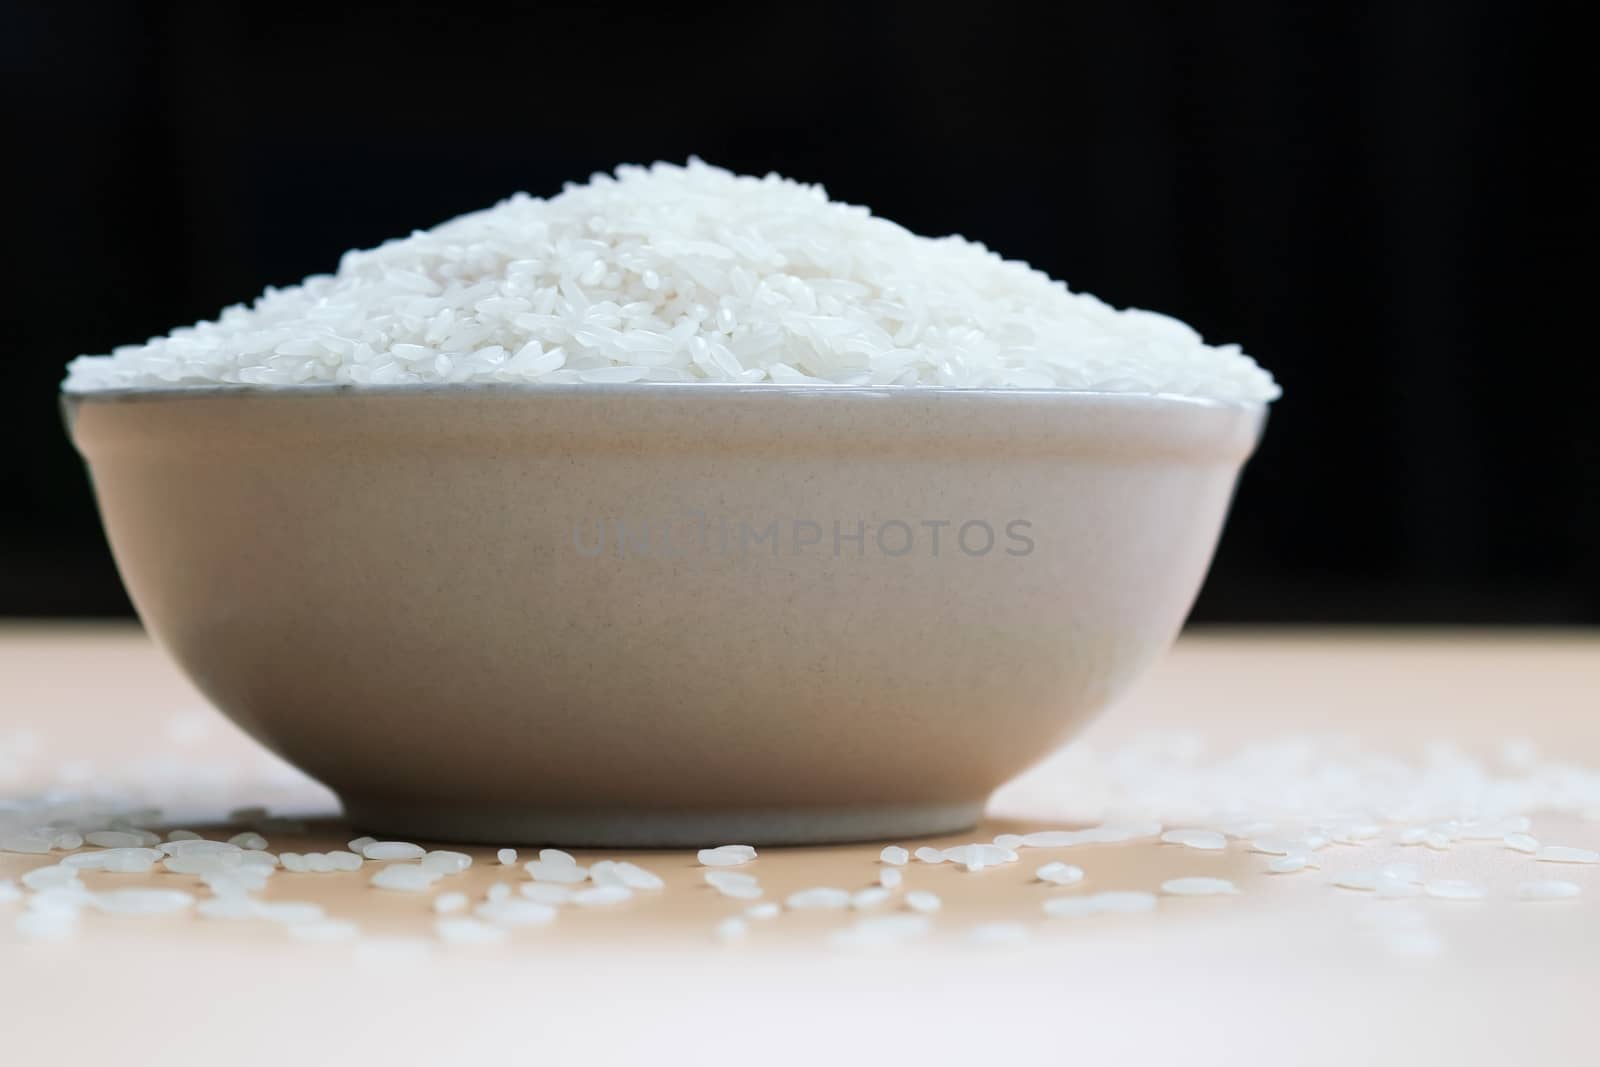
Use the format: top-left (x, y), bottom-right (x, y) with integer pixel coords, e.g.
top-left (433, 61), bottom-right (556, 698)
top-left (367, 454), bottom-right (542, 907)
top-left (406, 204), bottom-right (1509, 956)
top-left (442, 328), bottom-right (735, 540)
top-left (340, 797), bottom-right (984, 848)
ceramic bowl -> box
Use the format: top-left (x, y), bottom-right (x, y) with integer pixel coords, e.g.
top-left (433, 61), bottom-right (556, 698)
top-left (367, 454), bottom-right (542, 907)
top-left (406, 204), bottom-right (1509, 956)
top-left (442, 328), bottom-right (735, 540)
top-left (66, 385), bottom-right (1263, 845)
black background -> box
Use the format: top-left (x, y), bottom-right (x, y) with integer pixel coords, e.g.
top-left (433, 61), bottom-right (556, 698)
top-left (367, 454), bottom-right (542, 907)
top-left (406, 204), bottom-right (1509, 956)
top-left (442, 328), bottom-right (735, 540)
top-left (2, 3), bottom-right (1593, 622)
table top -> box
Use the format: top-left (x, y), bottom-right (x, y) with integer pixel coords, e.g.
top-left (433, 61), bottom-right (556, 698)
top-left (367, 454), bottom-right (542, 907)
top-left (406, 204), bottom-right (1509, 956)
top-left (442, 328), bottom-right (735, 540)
top-left (3, 624), bottom-right (1597, 1065)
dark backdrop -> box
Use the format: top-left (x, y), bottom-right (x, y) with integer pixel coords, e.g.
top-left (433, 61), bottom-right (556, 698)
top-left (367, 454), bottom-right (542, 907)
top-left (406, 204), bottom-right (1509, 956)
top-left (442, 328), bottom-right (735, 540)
top-left (2, 3), bottom-right (1594, 622)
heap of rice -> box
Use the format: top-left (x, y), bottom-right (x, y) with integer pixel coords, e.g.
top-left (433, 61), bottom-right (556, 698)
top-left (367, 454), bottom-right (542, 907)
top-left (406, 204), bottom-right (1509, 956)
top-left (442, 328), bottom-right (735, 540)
top-left (63, 160), bottom-right (1278, 402)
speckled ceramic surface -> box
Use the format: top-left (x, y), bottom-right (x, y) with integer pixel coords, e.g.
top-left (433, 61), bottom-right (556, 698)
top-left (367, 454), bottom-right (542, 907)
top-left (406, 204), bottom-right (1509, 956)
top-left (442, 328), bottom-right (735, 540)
top-left (66, 385), bottom-right (1263, 845)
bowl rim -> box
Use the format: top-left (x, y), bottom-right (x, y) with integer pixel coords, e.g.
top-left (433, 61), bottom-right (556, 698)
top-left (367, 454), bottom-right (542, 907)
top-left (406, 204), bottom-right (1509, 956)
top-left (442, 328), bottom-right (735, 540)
top-left (61, 380), bottom-right (1269, 414)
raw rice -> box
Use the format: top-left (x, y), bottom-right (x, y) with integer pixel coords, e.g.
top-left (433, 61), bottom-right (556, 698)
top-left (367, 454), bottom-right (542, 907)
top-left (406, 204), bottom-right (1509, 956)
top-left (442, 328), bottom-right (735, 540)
top-left (520, 884), bottom-right (575, 906)
top-left (432, 892), bottom-right (469, 914)
top-left (1160, 829), bottom-right (1228, 851)
top-left (1503, 832), bottom-right (1541, 854)
top-left (573, 886), bottom-right (632, 907)
top-left (436, 917), bottom-right (508, 944)
top-left (831, 915), bottom-right (930, 948)
top-left (92, 888), bottom-right (195, 915)
top-left (64, 161), bottom-right (1278, 404)
top-left (361, 841), bottom-right (425, 861)
top-left (369, 864), bottom-right (438, 891)
top-left (1517, 880), bottom-right (1581, 901)
top-left (697, 845), bottom-right (757, 867)
top-left (1043, 891), bottom-right (1157, 918)
top-left (850, 887), bottom-right (892, 909)
top-left (704, 870), bottom-right (760, 894)
top-left (476, 899), bottom-right (558, 927)
top-left (21, 866), bottom-right (80, 891)
top-left (419, 851), bottom-right (467, 876)
top-left (786, 887), bottom-right (851, 910)
top-left (1423, 880), bottom-right (1487, 901)
top-left (967, 922), bottom-right (1030, 946)
top-left (1536, 845), bottom-right (1599, 864)
top-left (525, 860), bottom-right (589, 884)
top-left (1160, 877), bottom-right (1239, 896)
top-left (1035, 862), bottom-right (1085, 886)
top-left (287, 919), bottom-right (360, 942)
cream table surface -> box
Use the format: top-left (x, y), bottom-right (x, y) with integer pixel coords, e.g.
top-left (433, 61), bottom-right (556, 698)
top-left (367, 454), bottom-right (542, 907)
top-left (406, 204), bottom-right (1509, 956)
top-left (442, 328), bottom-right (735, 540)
top-left (2, 624), bottom-right (1596, 1065)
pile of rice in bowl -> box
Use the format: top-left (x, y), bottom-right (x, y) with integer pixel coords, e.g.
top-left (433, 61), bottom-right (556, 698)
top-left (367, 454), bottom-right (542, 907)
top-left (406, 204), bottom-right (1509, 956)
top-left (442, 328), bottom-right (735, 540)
top-left (64, 159), bottom-right (1278, 403)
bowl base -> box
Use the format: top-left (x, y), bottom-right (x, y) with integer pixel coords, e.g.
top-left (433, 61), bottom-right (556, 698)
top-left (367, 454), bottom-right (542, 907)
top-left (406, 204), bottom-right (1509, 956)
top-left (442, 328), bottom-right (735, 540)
top-left (340, 796), bottom-right (984, 848)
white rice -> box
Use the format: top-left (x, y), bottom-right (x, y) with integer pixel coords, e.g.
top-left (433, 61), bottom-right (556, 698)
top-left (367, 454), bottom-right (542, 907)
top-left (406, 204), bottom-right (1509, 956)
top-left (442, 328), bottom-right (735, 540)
top-left (21, 866), bottom-right (81, 892)
top-left (287, 919), bottom-right (361, 942)
top-left (878, 845), bottom-right (909, 866)
top-left (850, 887), bottom-right (892, 910)
top-left (830, 915), bottom-right (931, 948)
top-left (15, 910), bottom-right (79, 940)
top-left (361, 841), bottom-right (425, 862)
top-left (436, 917), bottom-right (508, 944)
top-left (1160, 829), bottom-right (1228, 851)
top-left (703, 870), bottom-right (760, 895)
top-left (1423, 880), bottom-right (1487, 901)
top-left (63, 160), bottom-right (1277, 404)
top-left (419, 851), bottom-right (467, 876)
top-left (1517, 880), bottom-right (1581, 901)
top-left (432, 891), bottom-right (469, 914)
top-left (1035, 862), bottom-right (1085, 886)
top-left (475, 899), bottom-right (558, 927)
top-left (520, 884), bottom-right (575, 906)
top-left (63, 847), bottom-right (162, 873)
top-left (92, 888), bottom-right (195, 915)
top-left (697, 845), bottom-right (757, 867)
top-left (525, 860), bottom-right (589, 884)
top-left (967, 922), bottom-right (1031, 947)
top-left (1160, 877), bottom-right (1239, 897)
top-left (573, 886), bottom-right (632, 907)
top-left (1043, 890), bottom-right (1157, 918)
top-left (1535, 845), bottom-right (1599, 864)
top-left (786, 887), bottom-right (851, 910)
top-left (941, 843), bottom-right (1017, 870)
top-left (369, 864), bottom-right (438, 891)
top-left (1503, 832), bottom-right (1541, 854)
top-left (609, 862), bottom-right (665, 891)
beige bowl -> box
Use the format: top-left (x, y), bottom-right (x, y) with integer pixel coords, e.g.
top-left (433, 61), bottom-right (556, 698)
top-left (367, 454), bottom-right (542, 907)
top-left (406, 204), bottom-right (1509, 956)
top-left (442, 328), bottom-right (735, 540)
top-left (66, 385), bottom-right (1263, 846)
